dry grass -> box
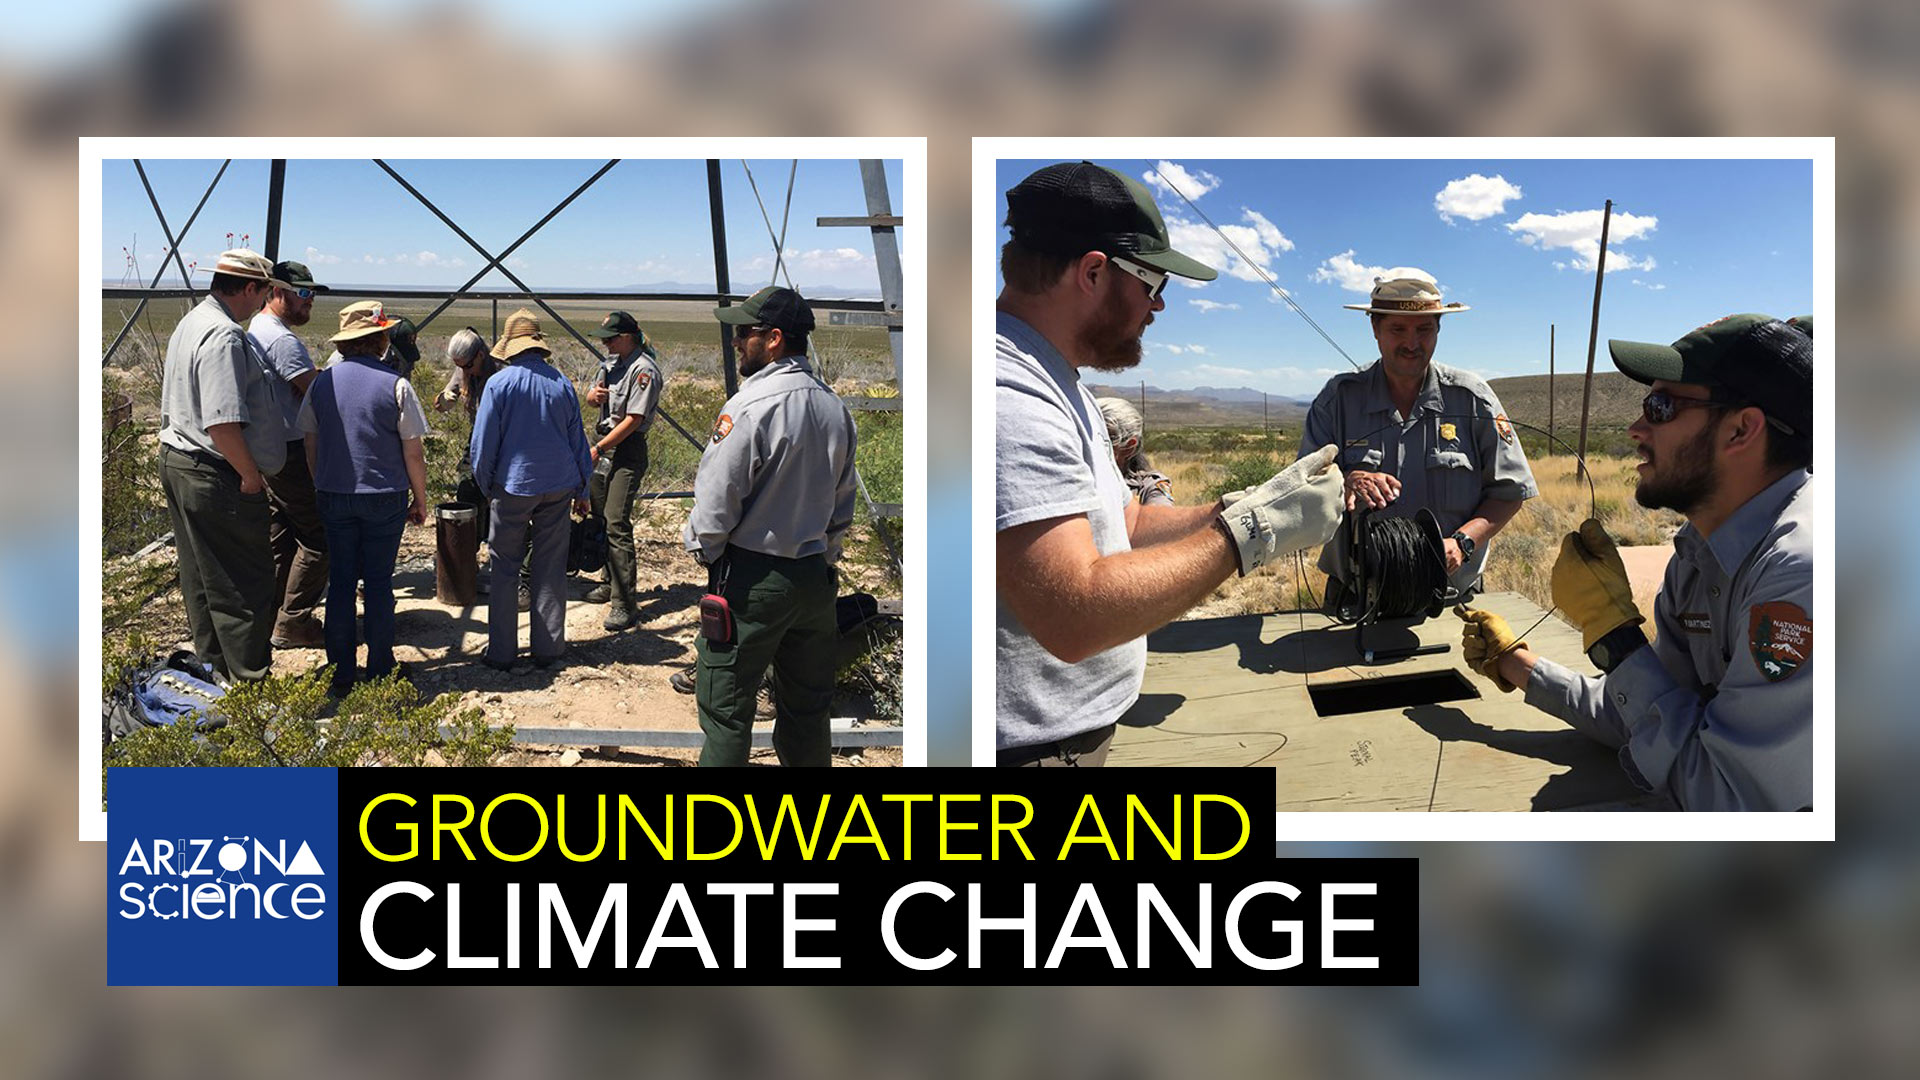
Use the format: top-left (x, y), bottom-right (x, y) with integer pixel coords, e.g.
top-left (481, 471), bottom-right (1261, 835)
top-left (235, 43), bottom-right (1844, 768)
top-left (1149, 447), bottom-right (1682, 618)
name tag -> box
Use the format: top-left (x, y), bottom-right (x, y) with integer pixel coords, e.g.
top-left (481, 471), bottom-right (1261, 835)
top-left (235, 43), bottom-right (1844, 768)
top-left (1679, 613), bottom-right (1712, 634)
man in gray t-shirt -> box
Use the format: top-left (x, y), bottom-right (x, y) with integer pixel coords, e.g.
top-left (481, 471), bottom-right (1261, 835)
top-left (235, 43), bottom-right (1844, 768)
top-left (995, 163), bottom-right (1348, 766)
top-left (248, 259), bottom-right (333, 649)
top-left (157, 248), bottom-right (283, 683)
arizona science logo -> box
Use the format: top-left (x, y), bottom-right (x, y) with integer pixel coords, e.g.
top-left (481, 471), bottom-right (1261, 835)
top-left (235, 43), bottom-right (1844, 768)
top-left (108, 767), bottom-right (340, 986)
top-left (117, 834), bottom-right (329, 922)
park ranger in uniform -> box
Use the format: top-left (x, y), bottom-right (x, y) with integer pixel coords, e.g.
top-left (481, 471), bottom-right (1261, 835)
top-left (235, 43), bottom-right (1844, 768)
top-left (583, 310), bottom-right (664, 631)
top-left (1458, 314), bottom-right (1814, 811)
top-left (157, 248), bottom-right (287, 683)
top-left (1299, 268), bottom-right (1536, 607)
top-left (684, 286), bottom-right (858, 767)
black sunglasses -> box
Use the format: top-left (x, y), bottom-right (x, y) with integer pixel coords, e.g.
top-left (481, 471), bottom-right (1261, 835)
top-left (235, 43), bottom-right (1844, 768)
top-left (1641, 389), bottom-right (1743, 425)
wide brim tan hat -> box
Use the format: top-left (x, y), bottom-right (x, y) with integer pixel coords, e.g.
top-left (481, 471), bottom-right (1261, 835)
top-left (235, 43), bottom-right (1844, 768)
top-left (329, 300), bottom-right (398, 343)
top-left (195, 248), bottom-right (275, 282)
top-left (492, 307), bottom-right (549, 360)
top-left (1343, 267), bottom-right (1470, 316)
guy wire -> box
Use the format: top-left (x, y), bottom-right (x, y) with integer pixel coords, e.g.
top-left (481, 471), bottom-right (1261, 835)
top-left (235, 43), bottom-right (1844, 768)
top-left (1142, 164), bottom-right (1361, 371)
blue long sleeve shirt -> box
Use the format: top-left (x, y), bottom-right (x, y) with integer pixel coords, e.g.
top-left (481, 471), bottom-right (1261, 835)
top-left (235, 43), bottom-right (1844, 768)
top-left (469, 354), bottom-right (593, 500)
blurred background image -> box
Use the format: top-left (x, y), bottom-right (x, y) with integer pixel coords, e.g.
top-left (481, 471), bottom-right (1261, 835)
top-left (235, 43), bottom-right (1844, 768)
top-left (8, 0), bottom-right (1917, 1075)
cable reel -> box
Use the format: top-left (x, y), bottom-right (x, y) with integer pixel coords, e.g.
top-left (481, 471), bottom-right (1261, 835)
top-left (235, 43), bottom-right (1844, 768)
top-left (1335, 505), bottom-right (1458, 664)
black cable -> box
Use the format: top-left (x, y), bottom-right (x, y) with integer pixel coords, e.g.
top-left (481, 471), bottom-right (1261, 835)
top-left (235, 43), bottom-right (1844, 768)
top-left (1352, 514), bottom-right (1451, 622)
top-left (1326, 411), bottom-right (1603, 643)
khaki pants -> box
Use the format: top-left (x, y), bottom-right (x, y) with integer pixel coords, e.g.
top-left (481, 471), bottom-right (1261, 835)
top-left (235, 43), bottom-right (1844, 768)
top-left (264, 441), bottom-right (329, 634)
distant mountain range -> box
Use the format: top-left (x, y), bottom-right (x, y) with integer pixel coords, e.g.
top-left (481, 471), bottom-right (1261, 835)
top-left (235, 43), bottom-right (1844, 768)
top-left (1084, 383), bottom-right (1314, 429)
top-left (1082, 372), bottom-right (1644, 434)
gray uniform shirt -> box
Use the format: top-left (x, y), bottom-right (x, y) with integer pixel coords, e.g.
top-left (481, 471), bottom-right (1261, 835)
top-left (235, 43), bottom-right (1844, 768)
top-left (1300, 359), bottom-right (1537, 593)
top-left (160, 294), bottom-right (289, 475)
top-left (1526, 469), bottom-right (1814, 811)
top-left (682, 354), bottom-right (857, 565)
top-left (600, 349), bottom-right (664, 436)
top-left (247, 309), bottom-right (314, 433)
top-left (1126, 468), bottom-right (1175, 507)
top-left (995, 313), bottom-right (1144, 751)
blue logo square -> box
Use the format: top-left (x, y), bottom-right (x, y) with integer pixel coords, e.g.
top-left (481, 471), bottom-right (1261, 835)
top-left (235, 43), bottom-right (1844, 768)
top-left (108, 768), bottom-right (339, 986)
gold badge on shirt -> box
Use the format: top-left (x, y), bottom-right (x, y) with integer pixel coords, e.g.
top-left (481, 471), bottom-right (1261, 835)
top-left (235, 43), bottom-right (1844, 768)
top-left (1439, 423), bottom-right (1457, 441)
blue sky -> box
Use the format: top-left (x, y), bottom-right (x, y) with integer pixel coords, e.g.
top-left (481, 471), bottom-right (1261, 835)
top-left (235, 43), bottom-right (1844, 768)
top-left (996, 157), bottom-right (1814, 397)
top-left (103, 157), bottom-right (904, 296)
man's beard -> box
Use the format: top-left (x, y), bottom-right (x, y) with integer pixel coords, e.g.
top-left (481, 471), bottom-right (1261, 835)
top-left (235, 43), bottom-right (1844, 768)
top-left (1078, 284), bottom-right (1145, 373)
top-left (1635, 422), bottom-right (1720, 514)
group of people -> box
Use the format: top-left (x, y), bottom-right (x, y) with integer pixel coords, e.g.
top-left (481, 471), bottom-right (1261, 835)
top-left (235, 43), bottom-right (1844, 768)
top-left (157, 247), bottom-right (858, 766)
top-left (994, 161), bottom-right (1813, 811)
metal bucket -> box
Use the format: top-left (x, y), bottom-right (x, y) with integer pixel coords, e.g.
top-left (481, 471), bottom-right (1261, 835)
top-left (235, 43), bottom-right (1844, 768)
top-left (436, 502), bottom-right (479, 606)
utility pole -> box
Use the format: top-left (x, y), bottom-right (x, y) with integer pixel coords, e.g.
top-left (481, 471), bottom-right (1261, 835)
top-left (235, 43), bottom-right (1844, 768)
top-left (1548, 323), bottom-right (1555, 450)
top-left (1576, 200), bottom-right (1613, 480)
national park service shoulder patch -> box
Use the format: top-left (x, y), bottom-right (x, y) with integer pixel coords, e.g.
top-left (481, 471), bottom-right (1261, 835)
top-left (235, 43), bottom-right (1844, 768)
top-left (1494, 414), bottom-right (1515, 445)
top-left (710, 413), bottom-right (733, 444)
top-left (1749, 601), bottom-right (1811, 682)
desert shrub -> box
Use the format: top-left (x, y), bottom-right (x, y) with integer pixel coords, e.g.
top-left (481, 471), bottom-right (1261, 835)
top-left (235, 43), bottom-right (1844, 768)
top-left (104, 667), bottom-right (513, 773)
top-left (1207, 451), bottom-right (1282, 504)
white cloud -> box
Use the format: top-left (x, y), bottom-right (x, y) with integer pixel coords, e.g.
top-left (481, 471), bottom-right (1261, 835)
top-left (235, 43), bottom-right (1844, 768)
top-left (745, 246), bottom-right (874, 278)
top-left (1434, 173), bottom-right (1524, 223)
top-left (1144, 161), bottom-right (1222, 202)
top-left (303, 246), bottom-right (341, 266)
top-left (1189, 299), bottom-right (1239, 314)
top-left (1311, 249), bottom-right (1391, 293)
top-left (361, 254), bottom-right (386, 265)
top-left (1507, 209), bottom-right (1659, 273)
top-left (1151, 343), bottom-right (1209, 356)
top-left (1631, 279), bottom-right (1667, 291)
top-left (1166, 207), bottom-right (1294, 286)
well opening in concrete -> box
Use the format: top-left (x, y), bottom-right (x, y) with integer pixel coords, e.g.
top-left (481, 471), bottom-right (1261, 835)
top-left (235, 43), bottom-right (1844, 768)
top-left (1309, 669), bottom-right (1481, 717)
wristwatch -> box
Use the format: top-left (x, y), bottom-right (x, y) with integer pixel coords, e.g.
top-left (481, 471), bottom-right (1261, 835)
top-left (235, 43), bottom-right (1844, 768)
top-left (1587, 622), bottom-right (1650, 673)
top-left (1449, 531), bottom-right (1476, 561)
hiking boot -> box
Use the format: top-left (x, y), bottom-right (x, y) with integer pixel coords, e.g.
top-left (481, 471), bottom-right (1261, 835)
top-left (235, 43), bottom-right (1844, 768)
top-left (584, 584), bottom-right (612, 604)
top-left (669, 669), bottom-right (696, 695)
top-left (602, 606), bottom-right (637, 632)
top-left (270, 617), bottom-right (326, 650)
top-left (517, 581), bottom-right (532, 612)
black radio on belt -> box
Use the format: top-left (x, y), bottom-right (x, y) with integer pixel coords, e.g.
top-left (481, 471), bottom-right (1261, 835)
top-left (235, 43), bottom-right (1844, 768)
top-left (699, 557), bottom-right (734, 644)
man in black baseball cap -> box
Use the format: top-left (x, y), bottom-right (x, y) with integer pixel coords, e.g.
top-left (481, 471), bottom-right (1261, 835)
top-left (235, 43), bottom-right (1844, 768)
top-left (993, 161), bottom-right (1345, 767)
top-left (1456, 313), bottom-right (1814, 810)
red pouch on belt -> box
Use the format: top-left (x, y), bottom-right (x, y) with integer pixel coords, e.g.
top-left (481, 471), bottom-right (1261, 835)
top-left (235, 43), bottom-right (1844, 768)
top-left (699, 594), bottom-right (734, 644)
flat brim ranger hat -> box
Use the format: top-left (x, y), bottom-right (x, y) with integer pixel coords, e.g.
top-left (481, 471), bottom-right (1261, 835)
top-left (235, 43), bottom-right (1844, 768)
top-left (1343, 267), bottom-right (1470, 315)
top-left (1003, 161), bottom-right (1219, 281)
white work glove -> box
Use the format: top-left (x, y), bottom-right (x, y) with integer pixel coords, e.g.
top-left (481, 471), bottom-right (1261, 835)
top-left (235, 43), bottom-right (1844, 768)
top-left (1217, 443), bottom-right (1344, 576)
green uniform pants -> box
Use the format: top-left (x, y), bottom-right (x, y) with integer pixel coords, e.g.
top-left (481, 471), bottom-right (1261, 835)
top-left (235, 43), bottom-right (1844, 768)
top-left (695, 546), bottom-right (838, 767)
top-left (588, 436), bottom-right (648, 611)
top-left (159, 445), bottom-right (276, 682)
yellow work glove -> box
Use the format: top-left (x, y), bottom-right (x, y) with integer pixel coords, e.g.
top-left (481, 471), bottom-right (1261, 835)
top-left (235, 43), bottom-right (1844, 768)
top-left (1550, 518), bottom-right (1645, 651)
top-left (1455, 604), bottom-right (1527, 693)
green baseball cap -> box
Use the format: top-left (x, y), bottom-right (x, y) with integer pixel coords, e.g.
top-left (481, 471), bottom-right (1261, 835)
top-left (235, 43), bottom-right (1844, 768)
top-left (715, 286), bottom-right (815, 337)
top-left (1609, 313), bottom-right (1813, 436)
top-left (1004, 161), bottom-right (1217, 281)
top-left (269, 259), bottom-right (328, 292)
top-left (590, 310), bottom-right (643, 339)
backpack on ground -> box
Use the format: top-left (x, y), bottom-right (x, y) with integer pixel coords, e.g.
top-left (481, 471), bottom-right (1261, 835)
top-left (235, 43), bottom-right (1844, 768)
top-left (103, 649), bottom-right (229, 742)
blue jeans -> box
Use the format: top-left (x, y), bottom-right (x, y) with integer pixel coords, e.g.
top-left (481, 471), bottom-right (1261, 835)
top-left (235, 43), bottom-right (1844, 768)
top-left (317, 489), bottom-right (410, 685)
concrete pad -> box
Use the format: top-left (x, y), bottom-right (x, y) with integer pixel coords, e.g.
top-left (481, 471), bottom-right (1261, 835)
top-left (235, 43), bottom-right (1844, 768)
top-left (1111, 592), bottom-right (1672, 812)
